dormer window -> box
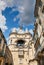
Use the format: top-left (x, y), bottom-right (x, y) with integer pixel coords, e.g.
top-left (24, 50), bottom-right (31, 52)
top-left (16, 40), bottom-right (25, 47)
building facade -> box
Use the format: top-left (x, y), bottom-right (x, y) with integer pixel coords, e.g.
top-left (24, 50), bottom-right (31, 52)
top-left (0, 0), bottom-right (44, 65)
top-left (0, 29), bottom-right (13, 65)
top-left (34, 0), bottom-right (44, 65)
top-left (8, 28), bottom-right (36, 65)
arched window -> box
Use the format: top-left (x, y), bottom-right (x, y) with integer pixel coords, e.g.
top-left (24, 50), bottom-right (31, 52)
top-left (16, 40), bottom-right (25, 47)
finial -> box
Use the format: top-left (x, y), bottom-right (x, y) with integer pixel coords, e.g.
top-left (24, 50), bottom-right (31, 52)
top-left (19, 25), bottom-right (23, 30)
top-left (11, 28), bottom-right (17, 33)
top-left (25, 28), bottom-right (29, 33)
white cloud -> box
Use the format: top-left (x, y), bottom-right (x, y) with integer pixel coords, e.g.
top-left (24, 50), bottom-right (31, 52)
top-left (2, 0), bottom-right (36, 26)
top-left (29, 29), bottom-right (33, 35)
top-left (0, 0), bottom-right (36, 31)
top-left (13, 0), bottom-right (36, 26)
top-left (0, 0), bottom-right (7, 11)
top-left (2, 0), bottom-right (16, 7)
top-left (0, 14), bottom-right (8, 32)
top-left (14, 17), bottom-right (17, 22)
top-left (0, 0), bottom-right (8, 32)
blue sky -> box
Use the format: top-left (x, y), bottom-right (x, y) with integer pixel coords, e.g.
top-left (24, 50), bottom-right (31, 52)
top-left (0, 0), bottom-right (36, 40)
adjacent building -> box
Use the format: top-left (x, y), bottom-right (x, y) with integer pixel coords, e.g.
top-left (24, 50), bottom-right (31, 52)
top-left (0, 0), bottom-right (44, 65)
top-left (34, 0), bottom-right (44, 65)
top-left (0, 29), bottom-right (13, 65)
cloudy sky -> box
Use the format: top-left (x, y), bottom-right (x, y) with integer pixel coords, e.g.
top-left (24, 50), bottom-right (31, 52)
top-left (0, 0), bottom-right (36, 39)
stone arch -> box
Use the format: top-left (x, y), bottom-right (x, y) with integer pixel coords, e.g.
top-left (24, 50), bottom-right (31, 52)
top-left (16, 39), bottom-right (25, 47)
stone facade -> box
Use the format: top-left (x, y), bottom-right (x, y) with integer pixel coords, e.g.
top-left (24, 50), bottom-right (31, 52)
top-left (0, 0), bottom-right (44, 65)
top-left (34, 0), bottom-right (44, 65)
top-left (0, 29), bottom-right (13, 65)
top-left (8, 28), bottom-right (35, 65)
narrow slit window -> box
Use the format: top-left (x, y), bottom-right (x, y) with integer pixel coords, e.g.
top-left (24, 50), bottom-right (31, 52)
top-left (0, 38), bottom-right (2, 43)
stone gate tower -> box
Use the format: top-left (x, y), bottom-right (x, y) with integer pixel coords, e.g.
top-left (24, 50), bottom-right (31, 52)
top-left (8, 28), bottom-right (36, 65)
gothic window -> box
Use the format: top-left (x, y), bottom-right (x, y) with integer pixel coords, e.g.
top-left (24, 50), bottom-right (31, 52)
top-left (17, 40), bottom-right (25, 47)
top-left (42, 6), bottom-right (44, 13)
top-left (39, 19), bottom-right (41, 25)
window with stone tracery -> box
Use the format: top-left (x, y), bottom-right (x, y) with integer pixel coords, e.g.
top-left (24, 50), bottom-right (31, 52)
top-left (16, 40), bottom-right (25, 47)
